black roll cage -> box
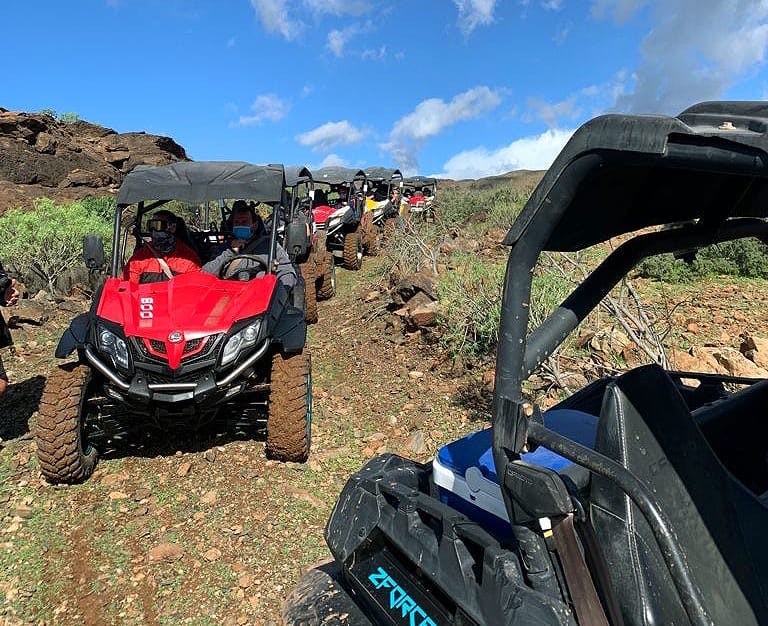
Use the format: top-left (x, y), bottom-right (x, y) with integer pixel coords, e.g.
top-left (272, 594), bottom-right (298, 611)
top-left (364, 168), bottom-right (404, 202)
top-left (113, 196), bottom-right (288, 279)
top-left (285, 166), bottom-right (314, 220)
top-left (493, 188), bottom-right (768, 626)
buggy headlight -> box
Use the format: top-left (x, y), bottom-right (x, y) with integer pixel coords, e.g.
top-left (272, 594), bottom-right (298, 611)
top-left (221, 319), bottom-right (262, 366)
top-left (98, 327), bottom-right (129, 370)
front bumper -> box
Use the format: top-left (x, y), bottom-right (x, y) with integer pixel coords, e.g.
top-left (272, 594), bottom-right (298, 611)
top-left (84, 339), bottom-right (270, 405)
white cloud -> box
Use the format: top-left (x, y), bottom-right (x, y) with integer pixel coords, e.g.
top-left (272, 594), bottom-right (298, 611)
top-left (250, 0), bottom-right (303, 40)
top-left (231, 94), bottom-right (290, 127)
top-left (317, 153), bottom-right (349, 168)
top-left (524, 72), bottom-right (629, 127)
top-left (542, 0), bottom-right (564, 9)
top-left (296, 120), bottom-right (365, 151)
top-left (453, 0), bottom-right (497, 35)
top-left (436, 128), bottom-right (575, 179)
top-left (526, 96), bottom-right (578, 127)
top-left (303, 0), bottom-right (373, 16)
top-left (390, 87), bottom-right (502, 142)
top-left (591, 0), bottom-right (647, 22)
top-left (251, 0), bottom-right (375, 40)
top-left (362, 45), bottom-right (387, 61)
top-left (594, 0), bottom-right (768, 113)
top-left (384, 86), bottom-right (503, 172)
top-left (327, 26), bottom-right (358, 57)
top-left (301, 84), bottom-right (313, 98)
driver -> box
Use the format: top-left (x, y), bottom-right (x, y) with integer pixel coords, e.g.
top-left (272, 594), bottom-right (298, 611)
top-left (202, 200), bottom-right (296, 289)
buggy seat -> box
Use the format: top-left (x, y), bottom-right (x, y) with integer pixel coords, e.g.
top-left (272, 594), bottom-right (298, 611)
top-left (591, 364), bottom-right (768, 626)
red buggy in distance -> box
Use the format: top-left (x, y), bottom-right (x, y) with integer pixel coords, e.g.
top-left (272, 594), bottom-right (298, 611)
top-left (403, 175), bottom-right (437, 221)
top-left (35, 161), bottom-right (312, 484)
top-left (311, 166), bottom-right (368, 270)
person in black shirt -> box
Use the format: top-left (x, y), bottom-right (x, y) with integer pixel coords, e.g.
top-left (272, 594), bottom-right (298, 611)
top-left (0, 262), bottom-right (20, 398)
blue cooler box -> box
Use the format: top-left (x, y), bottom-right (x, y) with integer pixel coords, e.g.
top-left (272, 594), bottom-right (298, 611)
top-left (432, 409), bottom-right (597, 534)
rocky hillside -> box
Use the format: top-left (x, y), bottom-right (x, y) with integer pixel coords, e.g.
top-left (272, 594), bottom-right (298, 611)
top-left (0, 108), bottom-right (187, 213)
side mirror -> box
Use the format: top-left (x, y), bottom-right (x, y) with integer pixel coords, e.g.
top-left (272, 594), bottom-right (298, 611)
top-left (83, 235), bottom-right (106, 270)
top-left (284, 221), bottom-right (309, 259)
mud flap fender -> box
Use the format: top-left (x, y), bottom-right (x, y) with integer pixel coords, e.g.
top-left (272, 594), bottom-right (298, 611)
top-left (55, 313), bottom-right (91, 358)
top-left (274, 306), bottom-right (306, 353)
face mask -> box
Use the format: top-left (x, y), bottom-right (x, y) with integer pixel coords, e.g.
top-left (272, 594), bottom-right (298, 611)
top-left (151, 230), bottom-right (176, 254)
top-left (233, 226), bottom-right (252, 240)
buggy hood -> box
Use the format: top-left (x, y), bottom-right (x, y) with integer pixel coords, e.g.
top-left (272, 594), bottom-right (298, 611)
top-left (96, 272), bottom-right (276, 369)
top-left (505, 101), bottom-right (768, 253)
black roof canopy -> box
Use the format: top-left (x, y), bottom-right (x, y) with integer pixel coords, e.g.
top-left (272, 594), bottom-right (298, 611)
top-left (285, 166), bottom-right (312, 188)
top-left (505, 101), bottom-right (768, 253)
top-left (117, 161), bottom-right (286, 205)
top-left (364, 167), bottom-right (403, 182)
top-left (404, 176), bottom-right (437, 187)
top-left (313, 166), bottom-right (367, 186)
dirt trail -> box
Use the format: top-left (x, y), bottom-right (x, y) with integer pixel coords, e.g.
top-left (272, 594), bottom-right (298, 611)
top-left (0, 258), bottom-right (482, 625)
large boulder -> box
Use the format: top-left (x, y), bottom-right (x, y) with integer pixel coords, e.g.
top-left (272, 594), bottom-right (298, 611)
top-left (0, 109), bottom-right (188, 213)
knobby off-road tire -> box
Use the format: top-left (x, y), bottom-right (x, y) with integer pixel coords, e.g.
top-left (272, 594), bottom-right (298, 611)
top-left (299, 260), bottom-right (318, 324)
top-left (35, 363), bottom-right (98, 484)
top-left (361, 220), bottom-right (382, 257)
top-left (266, 350), bottom-right (311, 463)
top-left (282, 563), bottom-right (371, 625)
top-left (315, 251), bottom-right (336, 300)
top-left (342, 229), bottom-right (363, 271)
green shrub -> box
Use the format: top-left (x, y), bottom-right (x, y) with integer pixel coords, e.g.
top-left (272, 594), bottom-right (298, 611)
top-left (0, 198), bottom-right (112, 293)
top-left (637, 238), bottom-right (768, 282)
top-left (57, 112), bottom-right (81, 124)
top-left (437, 254), bottom-right (505, 358)
top-left (436, 254), bottom-right (573, 360)
top-left (39, 108), bottom-right (57, 119)
top-left (528, 266), bottom-right (573, 328)
top-left (437, 184), bottom-right (532, 232)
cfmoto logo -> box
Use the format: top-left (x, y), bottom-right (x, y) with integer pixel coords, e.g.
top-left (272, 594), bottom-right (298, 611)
top-left (168, 331), bottom-right (183, 343)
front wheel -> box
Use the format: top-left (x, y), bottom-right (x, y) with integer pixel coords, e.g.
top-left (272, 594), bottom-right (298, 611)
top-left (316, 252), bottom-right (336, 300)
top-left (35, 363), bottom-right (98, 484)
top-left (299, 260), bottom-right (318, 324)
top-left (266, 350), bottom-right (311, 462)
top-left (342, 229), bottom-right (363, 271)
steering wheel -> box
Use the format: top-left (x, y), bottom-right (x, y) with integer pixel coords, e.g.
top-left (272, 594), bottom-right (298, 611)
top-left (218, 254), bottom-right (270, 281)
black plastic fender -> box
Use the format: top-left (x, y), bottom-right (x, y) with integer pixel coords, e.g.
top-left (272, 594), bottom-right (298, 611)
top-left (274, 306), bottom-right (307, 353)
top-left (55, 313), bottom-right (91, 358)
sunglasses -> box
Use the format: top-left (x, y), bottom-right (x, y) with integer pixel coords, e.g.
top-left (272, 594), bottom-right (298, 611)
top-left (147, 218), bottom-right (174, 232)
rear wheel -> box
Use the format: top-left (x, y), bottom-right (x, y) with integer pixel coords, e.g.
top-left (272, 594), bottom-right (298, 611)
top-left (35, 363), bottom-right (98, 484)
top-left (315, 252), bottom-right (336, 300)
top-left (361, 221), bottom-right (382, 256)
top-left (342, 228), bottom-right (363, 270)
top-left (266, 350), bottom-right (311, 462)
top-left (299, 260), bottom-right (318, 324)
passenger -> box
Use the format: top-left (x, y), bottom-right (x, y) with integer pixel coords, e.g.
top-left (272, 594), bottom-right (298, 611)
top-left (124, 210), bottom-right (201, 284)
top-left (203, 201), bottom-right (296, 289)
top-left (0, 262), bottom-right (19, 398)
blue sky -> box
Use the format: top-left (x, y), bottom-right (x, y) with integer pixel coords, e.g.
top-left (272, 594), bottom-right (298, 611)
top-left (3, 0), bottom-right (768, 178)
